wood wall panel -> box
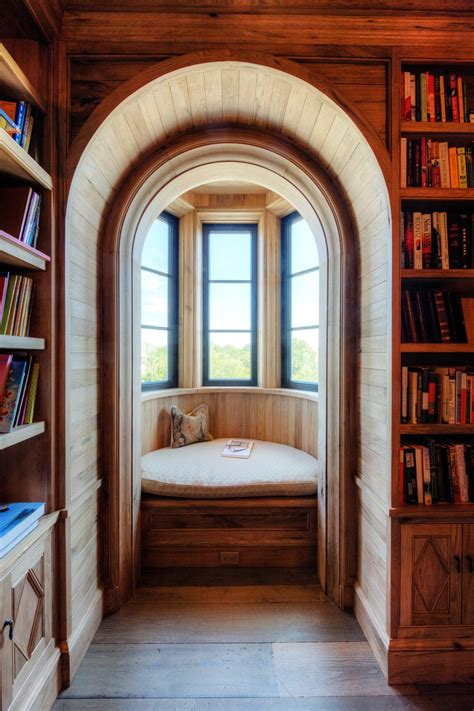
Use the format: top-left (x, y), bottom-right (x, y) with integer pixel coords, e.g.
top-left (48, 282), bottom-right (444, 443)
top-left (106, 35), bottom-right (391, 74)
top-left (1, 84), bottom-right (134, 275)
top-left (141, 390), bottom-right (319, 457)
top-left (64, 57), bottom-right (391, 678)
top-left (69, 56), bottom-right (388, 145)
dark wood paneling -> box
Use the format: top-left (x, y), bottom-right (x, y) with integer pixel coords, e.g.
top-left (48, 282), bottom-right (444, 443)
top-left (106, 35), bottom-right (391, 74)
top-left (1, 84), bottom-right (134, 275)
top-left (69, 55), bottom-right (388, 144)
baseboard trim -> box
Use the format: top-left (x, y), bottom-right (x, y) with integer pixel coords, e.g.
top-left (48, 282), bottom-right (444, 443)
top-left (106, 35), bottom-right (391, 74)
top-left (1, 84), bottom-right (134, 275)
top-left (353, 582), bottom-right (389, 678)
top-left (387, 646), bottom-right (474, 685)
top-left (60, 587), bottom-right (103, 688)
top-left (11, 642), bottom-right (61, 711)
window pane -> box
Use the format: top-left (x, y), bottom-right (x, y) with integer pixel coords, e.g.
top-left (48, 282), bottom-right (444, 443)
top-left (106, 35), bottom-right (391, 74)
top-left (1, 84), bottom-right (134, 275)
top-left (209, 230), bottom-right (251, 280)
top-left (291, 328), bottom-right (319, 383)
top-left (209, 332), bottom-right (251, 381)
top-left (291, 270), bottom-right (319, 328)
top-left (141, 329), bottom-right (168, 383)
top-left (209, 283), bottom-right (251, 330)
top-left (141, 271), bottom-right (168, 327)
top-left (291, 219), bottom-right (319, 274)
top-left (141, 217), bottom-right (169, 274)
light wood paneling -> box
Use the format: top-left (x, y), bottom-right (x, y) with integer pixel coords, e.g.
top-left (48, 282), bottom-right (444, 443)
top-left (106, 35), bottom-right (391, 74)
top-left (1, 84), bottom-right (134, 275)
top-left (65, 56), bottom-right (391, 679)
top-left (141, 389), bottom-right (318, 457)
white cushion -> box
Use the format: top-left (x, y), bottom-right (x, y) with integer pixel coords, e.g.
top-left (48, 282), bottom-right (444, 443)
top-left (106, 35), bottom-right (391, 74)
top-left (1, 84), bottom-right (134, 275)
top-left (141, 438), bottom-right (318, 498)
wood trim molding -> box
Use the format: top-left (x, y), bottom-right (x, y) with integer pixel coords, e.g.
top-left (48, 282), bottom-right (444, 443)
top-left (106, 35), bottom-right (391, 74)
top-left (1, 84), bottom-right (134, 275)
top-left (98, 127), bottom-right (357, 608)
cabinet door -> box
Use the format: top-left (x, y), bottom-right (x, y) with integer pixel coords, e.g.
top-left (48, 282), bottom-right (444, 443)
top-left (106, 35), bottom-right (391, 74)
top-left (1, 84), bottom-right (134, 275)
top-left (462, 524), bottom-right (474, 625)
top-left (0, 532), bottom-right (53, 710)
top-left (400, 523), bottom-right (462, 626)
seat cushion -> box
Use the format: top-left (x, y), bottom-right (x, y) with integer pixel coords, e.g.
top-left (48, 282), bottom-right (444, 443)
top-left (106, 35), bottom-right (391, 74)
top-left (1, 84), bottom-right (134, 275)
top-left (141, 438), bottom-right (318, 498)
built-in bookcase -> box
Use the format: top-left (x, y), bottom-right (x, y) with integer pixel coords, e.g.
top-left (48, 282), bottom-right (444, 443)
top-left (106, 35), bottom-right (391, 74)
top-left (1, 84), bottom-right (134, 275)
top-left (0, 42), bottom-right (56, 514)
top-left (394, 59), bottom-right (474, 513)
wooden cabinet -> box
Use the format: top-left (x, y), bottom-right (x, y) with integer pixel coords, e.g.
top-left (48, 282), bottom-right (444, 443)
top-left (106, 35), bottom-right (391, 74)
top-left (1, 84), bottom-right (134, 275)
top-left (400, 522), bottom-right (474, 628)
top-left (0, 513), bottom-right (58, 710)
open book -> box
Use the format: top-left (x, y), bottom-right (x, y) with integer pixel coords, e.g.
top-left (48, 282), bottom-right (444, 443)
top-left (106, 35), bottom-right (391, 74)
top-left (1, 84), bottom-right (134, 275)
top-left (221, 439), bottom-right (254, 459)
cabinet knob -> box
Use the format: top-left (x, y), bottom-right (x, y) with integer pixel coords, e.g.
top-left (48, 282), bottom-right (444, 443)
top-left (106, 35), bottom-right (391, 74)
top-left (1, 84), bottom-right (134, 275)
top-left (454, 555), bottom-right (461, 573)
top-left (2, 619), bottom-right (14, 640)
top-left (467, 554), bottom-right (474, 574)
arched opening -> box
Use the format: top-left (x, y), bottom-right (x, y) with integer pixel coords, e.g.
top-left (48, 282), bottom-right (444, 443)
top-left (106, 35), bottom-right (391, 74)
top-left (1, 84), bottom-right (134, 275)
top-left (65, 54), bottom-right (391, 622)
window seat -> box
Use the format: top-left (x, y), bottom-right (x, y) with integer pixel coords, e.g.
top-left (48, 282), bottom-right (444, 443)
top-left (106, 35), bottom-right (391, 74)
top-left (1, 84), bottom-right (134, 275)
top-left (140, 439), bottom-right (318, 571)
top-left (141, 438), bottom-right (318, 499)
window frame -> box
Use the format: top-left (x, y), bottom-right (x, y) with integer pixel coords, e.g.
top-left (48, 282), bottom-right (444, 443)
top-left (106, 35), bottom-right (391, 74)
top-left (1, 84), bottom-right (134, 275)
top-left (281, 211), bottom-right (319, 393)
top-left (140, 210), bottom-right (179, 391)
top-left (202, 222), bottom-right (258, 387)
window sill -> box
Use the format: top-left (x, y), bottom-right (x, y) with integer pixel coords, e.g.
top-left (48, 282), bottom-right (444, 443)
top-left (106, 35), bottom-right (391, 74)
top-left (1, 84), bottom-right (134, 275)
top-left (141, 385), bottom-right (319, 403)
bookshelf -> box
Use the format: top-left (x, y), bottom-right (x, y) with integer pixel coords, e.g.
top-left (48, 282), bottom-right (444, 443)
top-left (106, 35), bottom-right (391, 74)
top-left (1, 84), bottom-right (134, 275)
top-left (392, 58), bottom-right (474, 508)
top-left (392, 57), bottom-right (474, 654)
top-left (0, 44), bottom-right (54, 494)
top-left (0, 42), bottom-right (59, 711)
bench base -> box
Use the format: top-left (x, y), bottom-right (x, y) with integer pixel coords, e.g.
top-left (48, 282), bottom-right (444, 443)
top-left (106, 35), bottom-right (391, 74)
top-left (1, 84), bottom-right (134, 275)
top-left (141, 495), bottom-right (317, 569)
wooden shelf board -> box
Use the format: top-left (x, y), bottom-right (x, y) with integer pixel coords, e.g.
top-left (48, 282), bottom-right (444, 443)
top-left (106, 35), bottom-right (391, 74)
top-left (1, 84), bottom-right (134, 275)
top-left (390, 504), bottom-right (474, 518)
top-left (0, 231), bottom-right (49, 270)
top-left (400, 343), bottom-right (474, 353)
top-left (401, 269), bottom-right (474, 279)
top-left (400, 424), bottom-right (474, 434)
top-left (0, 130), bottom-right (52, 190)
top-left (400, 188), bottom-right (474, 200)
top-left (401, 121), bottom-right (474, 135)
top-left (0, 422), bottom-right (45, 450)
top-left (0, 45), bottom-right (46, 112)
top-left (0, 336), bottom-right (45, 350)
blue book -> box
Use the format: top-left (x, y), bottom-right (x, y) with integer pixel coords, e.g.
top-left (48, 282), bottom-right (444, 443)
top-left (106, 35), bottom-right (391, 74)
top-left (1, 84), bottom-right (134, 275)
top-left (0, 502), bottom-right (45, 552)
top-left (0, 356), bottom-right (28, 433)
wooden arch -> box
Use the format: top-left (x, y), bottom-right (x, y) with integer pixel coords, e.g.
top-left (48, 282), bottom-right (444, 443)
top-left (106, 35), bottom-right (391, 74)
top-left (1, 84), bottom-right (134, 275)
top-left (65, 52), bottom-right (392, 617)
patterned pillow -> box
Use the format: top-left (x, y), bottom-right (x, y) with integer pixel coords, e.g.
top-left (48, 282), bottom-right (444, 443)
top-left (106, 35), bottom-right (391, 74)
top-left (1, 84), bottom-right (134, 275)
top-left (170, 403), bottom-right (213, 448)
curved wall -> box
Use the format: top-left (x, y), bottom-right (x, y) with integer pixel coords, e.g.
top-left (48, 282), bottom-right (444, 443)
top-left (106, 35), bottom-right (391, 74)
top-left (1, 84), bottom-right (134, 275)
top-left (141, 388), bottom-right (318, 458)
top-left (64, 53), bottom-right (392, 676)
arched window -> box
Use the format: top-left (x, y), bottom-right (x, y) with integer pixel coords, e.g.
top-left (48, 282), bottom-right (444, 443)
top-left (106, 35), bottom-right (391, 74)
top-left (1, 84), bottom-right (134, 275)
top-left (281, 211), bottom-right (319, 392)
top-left (140, 211), bottom-right (179, 390)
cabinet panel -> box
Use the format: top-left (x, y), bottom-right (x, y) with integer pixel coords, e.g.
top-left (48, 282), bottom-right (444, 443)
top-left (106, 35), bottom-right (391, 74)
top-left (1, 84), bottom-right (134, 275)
top-left (400, 523), bottom-right (462, 626)
top-left (462, 524), bottom-right (474, 626)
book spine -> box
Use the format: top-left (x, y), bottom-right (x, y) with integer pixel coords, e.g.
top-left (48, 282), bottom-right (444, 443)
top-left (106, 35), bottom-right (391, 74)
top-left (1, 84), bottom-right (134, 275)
top-left (421, 213), bottom-right (432, 268)
top-left (413, 212), bottom-right (423, 269)
top-left (401, 366), bottom-right (408, 423)
top-left (450, 74), bottom-right (459, 122)
top-left (457, 146), bottom-right (467, 189)
top-left (434, 73), bottom-right (441, 122)
top-left (448, 145), bottom-right (459, 188)
top-left (457, 76), bottom-right (464, 124)
top-left (439, 75), bottom-right (446, 122)
top-left (439, 142), bottom-right (450, 188)
top-left (410, 73), bottom-right (416, 121)
top-left (428, 73), bottom-right (435, 123)
top-left (422, 446), bottom-right (432, 504)
top-left (400, 137), bottom-right (407, 188)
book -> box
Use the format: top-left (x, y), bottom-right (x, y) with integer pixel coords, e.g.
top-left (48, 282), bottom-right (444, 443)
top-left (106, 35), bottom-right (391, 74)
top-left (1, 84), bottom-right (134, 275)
top-left (0, 354), bottom-right (12, 399)
top-left (0, 357), bottom-right (29, 433)
top-left (221, 439), bottom-right (254, 459)
top-left (0, 502), bottom-right (45, 557)
top-left (0, 186), bottom-right (40, 243)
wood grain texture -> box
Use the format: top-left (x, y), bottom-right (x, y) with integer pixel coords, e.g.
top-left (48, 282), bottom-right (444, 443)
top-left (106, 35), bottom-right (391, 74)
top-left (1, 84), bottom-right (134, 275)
top-left (141, 390), bottom-right (318, 456)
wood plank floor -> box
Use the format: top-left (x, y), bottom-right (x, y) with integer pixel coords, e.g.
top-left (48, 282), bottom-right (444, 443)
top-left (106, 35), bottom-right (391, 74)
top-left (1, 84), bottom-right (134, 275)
top-left (55, 572), bottom-right (474, 710)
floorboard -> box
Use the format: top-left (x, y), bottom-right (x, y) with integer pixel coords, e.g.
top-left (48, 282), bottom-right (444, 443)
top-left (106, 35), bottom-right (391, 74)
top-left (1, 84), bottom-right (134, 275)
top-left (54, 578), bottom-right (474, 710)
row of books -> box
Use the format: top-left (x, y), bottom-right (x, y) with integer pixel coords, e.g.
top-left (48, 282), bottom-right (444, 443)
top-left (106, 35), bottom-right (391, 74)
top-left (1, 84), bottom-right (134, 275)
top-left (400, 139), bottom-right (473, 189)
top-left (401, 71), bottom-right (472, 123)
top-left (401, 367), bottom-right (474, 425)
top-left (0, 502), bottom-right (45, 558)
top-left (0, 355), bottom-right (39, 433)
top-left (401, 211), bottom-right (473, 269)
top-left (0, 100), bottom-right (35, 152)
top-left (400, 440), bottom-right (474, 505)
top-left (401, 290), bottom-right (468, 343)
top-left (0, 273), bottom-right (34, 337)
top-left (0, 186), bottom-right (41, 248)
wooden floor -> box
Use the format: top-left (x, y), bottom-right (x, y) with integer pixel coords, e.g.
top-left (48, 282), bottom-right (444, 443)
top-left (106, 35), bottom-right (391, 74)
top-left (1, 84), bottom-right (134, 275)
top-left (55, 570), bottom-right (474, 710)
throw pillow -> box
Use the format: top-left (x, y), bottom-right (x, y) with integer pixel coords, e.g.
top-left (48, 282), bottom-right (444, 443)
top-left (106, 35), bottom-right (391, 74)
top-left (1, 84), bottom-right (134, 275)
top-left (170, 403), bottom-right (213, 448)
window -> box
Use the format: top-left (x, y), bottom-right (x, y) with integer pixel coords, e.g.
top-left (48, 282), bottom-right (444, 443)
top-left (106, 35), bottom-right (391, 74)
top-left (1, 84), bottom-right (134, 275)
top-left (281, 212), bottom-right (319, 391)
top-left (202, 223), bottom-right (258, 386)
top-left (140, 211), bottom-right (179, 390)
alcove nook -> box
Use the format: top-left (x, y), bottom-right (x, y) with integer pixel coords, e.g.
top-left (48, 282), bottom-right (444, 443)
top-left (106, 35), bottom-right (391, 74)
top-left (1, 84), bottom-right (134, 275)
top-left (64, 52), bottom-right (392, 678)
